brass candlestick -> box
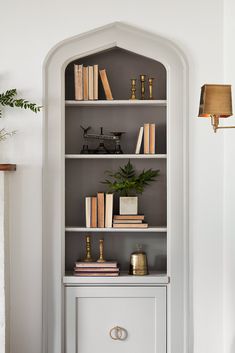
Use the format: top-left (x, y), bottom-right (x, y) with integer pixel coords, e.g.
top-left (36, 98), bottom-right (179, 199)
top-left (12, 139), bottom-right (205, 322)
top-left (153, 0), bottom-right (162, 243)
top-left (97, 239), bottom-right (106, 263)
top-left (148, 78), bottom-right (154, 99)
top-left (130, 78), bottom-right (137, 100)
top-left (140, 74), bottom-right (146, 100)
top-left (83, 235), bottom-right (93, 262)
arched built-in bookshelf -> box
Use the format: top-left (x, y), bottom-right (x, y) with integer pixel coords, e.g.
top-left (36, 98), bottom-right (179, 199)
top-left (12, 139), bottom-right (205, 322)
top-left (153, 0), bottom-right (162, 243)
top-left (43, 23), bottom-right (188, 353)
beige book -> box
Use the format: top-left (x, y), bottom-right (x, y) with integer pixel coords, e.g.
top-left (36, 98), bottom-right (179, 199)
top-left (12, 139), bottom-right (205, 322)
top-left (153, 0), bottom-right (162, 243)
top-left (83, 66), bottom-right (89, 101)
top-left (97, 192), bottom-right (105, 228)
top-left (74, 272), bottom-right (119, 277)
top-left (99, 69), bottom-right (113, 100)
top-left (91, 196), bottom-right (97, 228)
top-left (113, 219), bottom-right (142, 224)
top-left (135, 126), bottom-right (144, 154)
top-left (75, 261), bottom-right (117, 268)
top-left (113, 215), bottom-right (144, 220)
top-left (88, 66), bottom-right (94, 100)
top-left (113, 223), bottom-right (148, 228)
top-left (93, 64), bottom-right (98, 100)
top-left (144, 123), bottom-right (150, 154)
top-left (105, 193), bottom-right (113, 228)
top-left (149, 123), bottom-right (155, 154)
top-left (85, 197), bottom-right (91, 227)
top-left (74, 64), bottom-right (83, 100)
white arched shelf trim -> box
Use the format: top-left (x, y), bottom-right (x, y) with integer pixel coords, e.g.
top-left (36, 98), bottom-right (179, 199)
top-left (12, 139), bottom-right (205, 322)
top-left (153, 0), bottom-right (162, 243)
top-left (43, 22), bottom-right (189, 353)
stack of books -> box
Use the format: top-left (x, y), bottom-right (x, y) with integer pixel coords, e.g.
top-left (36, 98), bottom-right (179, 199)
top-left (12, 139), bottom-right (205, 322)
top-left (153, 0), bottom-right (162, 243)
top-left (113, 215), bottom-right (148, 228)
top-left (74, 64), bottom-right (113, 101)
top-left (74, 261), bottom-right (119, 277)
top-left (85, 193), bottom-right (113, 228)
top-left (135, 123), bottom-right (156, 154)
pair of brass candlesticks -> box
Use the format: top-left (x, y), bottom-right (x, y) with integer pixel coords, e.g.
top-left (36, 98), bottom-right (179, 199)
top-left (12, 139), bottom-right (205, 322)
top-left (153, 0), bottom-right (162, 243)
top-left (83, 235), bottom-right (105, 262)
top-left (130, 75), bottom-right (154, 100)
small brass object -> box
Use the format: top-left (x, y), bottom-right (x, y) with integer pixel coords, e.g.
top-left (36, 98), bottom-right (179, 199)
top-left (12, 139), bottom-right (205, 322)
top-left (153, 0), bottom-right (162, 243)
top-left (140, 74), bottom-right (146, 100)
top-left (83, 235), bottom-right (93, 262)
top-left (130, 78), bottom-right (137, 100)
top-left (148, 78), bottom-right (154, 99)
top-left (129, 244), bottom-right (149, 276)
top-left (97, 239), bottom-right (106, 263)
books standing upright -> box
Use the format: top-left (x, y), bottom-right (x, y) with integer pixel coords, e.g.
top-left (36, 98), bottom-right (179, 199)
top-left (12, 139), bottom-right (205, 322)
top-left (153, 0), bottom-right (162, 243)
top-left (91, 197), bottom-right (97, 228)
top-left (85, 197), bottom-right (91, 227)
top-left (93, 64), bottom-right (99, 100)
top-left (135, 126), bottom-right (144, 154)
top-left (99, 69), bottom-right (113, 100)
top-left (144, 123), bottom-right (150, 154)
top-left (88, 66), bottom-right (94, 100)
top-left (74, 64), bottom-right (83, 100)
top-left (97, 192), bottom-right (105, 228)
top-left (149, 123), bottom-right (156, 154)
top-left (105, 194), bottom-right (113, 228)
top-left (83, 66), bottom-right (89, 101)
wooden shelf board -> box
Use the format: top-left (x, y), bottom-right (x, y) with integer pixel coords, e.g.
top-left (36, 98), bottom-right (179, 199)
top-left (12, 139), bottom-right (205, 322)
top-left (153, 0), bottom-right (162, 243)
top-left (65, 226), bottom-right (167, 233)
top-left (65, 154), bottom-right (167, 159)
top-left (0, 164), bottom-right (16, 171)
top-left (63, 272), bottom-right (169, 285)
top-left (65, 99), bottom-right (167, 107)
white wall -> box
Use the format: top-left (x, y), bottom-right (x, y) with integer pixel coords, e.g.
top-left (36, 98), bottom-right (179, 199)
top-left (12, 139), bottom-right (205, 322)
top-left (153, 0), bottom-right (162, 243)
top-left (224, 1), bottom-right (235, 352)
top-left (0, 1), bottom-right (226, 353)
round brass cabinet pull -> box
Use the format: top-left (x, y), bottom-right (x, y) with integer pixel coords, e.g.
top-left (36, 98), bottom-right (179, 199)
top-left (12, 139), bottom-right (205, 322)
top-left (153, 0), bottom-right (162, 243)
top-left (109, 326), bottom-right (128, 341)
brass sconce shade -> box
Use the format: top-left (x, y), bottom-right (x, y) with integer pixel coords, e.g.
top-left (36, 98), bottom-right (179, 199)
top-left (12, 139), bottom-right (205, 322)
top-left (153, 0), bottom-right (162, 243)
top-left (198, 84), bottom-right (233, 132)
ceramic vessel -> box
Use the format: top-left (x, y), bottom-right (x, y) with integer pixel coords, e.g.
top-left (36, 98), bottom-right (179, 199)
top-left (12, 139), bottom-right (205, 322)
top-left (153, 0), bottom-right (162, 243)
top-left (119, 196), bottom-right (138, 215)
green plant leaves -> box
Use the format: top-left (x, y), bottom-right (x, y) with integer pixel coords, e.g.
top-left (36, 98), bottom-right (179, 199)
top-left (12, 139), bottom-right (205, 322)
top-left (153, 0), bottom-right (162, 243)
top-left (0, 89), bottom-right (42, 116)
top-left (102, 160), bottom-right (160, 196)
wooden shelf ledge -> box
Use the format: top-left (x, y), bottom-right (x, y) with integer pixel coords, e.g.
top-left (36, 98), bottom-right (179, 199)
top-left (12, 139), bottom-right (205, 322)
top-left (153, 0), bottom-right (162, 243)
top-left (0, 164), bottom-right (16, 171)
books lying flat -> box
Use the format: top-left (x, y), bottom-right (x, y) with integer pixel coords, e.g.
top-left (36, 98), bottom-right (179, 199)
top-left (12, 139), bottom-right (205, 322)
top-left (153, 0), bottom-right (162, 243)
top-left (74, 267), bottom-right (119, 273)
top-left (113, 215), bottom-right (145, 221)
top-left (75, 261), bottom-right (118, 268)
top-left (113, 223), bottom-right (148, 228)
top-left (113, 219), bottom-right (142, 224)
top-left (74, 272), bottom-right (119, 277)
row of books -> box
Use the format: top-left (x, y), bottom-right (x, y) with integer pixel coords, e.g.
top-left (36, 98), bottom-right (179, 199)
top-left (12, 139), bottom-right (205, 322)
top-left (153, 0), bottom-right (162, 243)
top-left (135, 123), bottom-right (156, 154)
top-left (74, 64), bottom-right (113, 101)
top-left (113, 215), bottom-right (148, 228)
top-left (85, 194), bottom-right (149, 229)
top-left (74, 261), bottom-right (119, 277)
top-left (85, 193), bottom-right (113, 228)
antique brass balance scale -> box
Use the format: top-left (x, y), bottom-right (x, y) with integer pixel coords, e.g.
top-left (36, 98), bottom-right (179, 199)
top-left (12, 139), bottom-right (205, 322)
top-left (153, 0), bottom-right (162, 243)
top-left (80, 126), bottom-right (125, 154)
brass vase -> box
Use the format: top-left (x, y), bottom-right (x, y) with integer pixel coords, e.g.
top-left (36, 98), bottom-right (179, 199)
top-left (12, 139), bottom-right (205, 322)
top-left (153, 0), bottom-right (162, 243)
top-left (129, 245), bottom-right (148, 276)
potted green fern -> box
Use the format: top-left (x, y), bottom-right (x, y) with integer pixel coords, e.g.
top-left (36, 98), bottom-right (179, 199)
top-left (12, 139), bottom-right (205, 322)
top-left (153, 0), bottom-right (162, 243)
top-left (102, 160), bottom-right (159, 215)
top-left (0, 89), bottom-right (41, 141)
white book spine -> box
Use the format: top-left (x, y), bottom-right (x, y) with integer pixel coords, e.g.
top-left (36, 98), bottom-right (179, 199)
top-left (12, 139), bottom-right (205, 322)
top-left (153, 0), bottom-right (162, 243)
top-left (85, 197), bottom-right (91, 227)
top-left (135, 126), bottom-right (144, 154)
top-left (105, 194), bottom-right (113, 228)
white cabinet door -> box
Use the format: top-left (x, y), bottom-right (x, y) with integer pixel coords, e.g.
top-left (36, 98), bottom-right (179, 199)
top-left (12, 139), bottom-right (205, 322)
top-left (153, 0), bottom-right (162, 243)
top-left (65, 286), bottom-right (166, 353)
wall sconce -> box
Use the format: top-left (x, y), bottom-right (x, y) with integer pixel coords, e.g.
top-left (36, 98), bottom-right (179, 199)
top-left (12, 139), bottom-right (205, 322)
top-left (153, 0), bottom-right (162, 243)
top-left (198, 84), bottom-right (234, 133)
